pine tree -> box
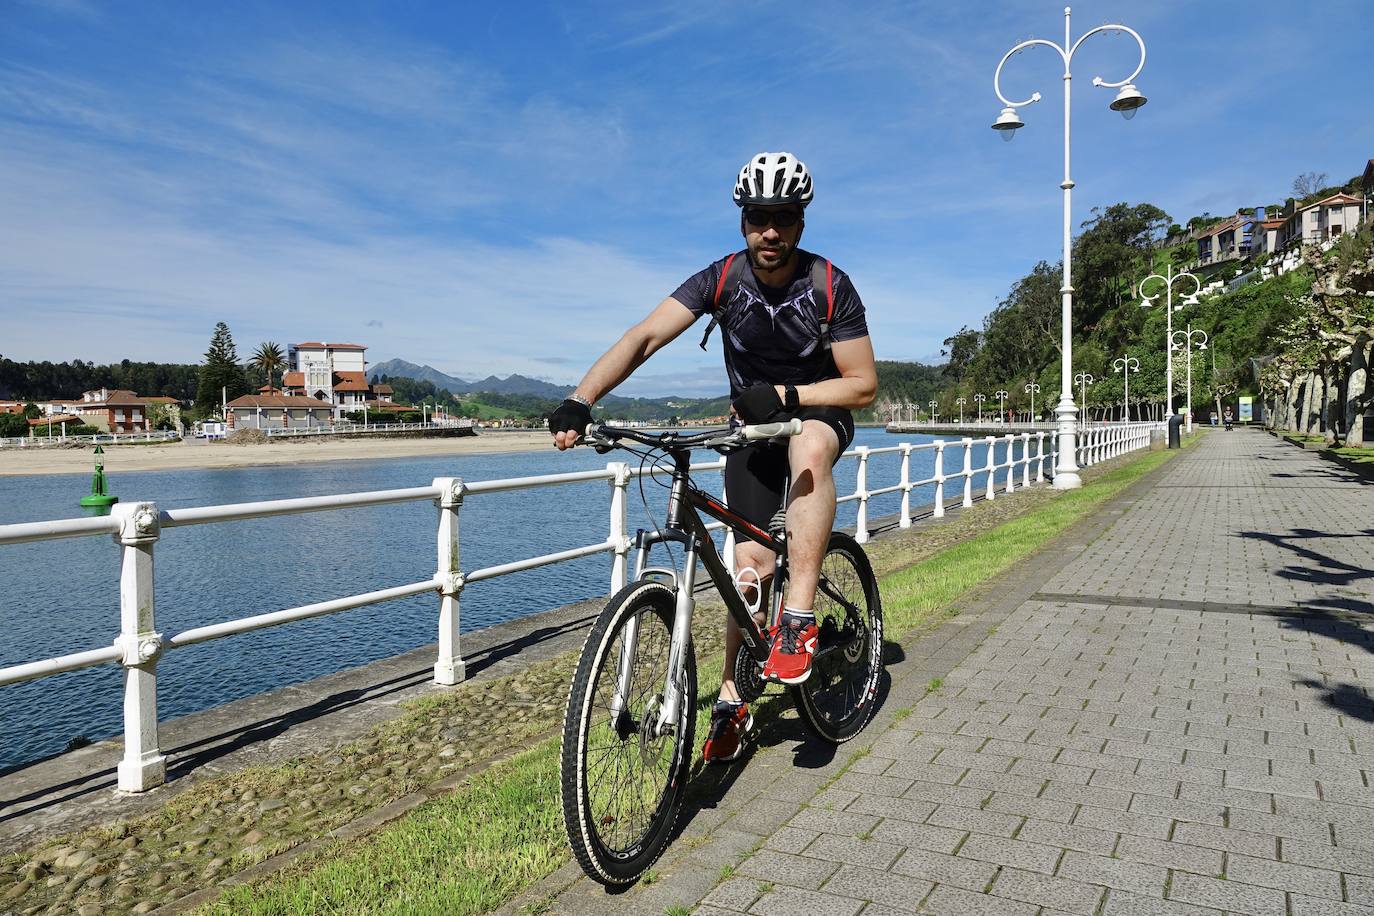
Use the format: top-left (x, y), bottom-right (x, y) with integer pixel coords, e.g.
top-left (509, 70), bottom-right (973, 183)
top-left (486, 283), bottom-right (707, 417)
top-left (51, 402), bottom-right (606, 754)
top-left (195, 322), bottom-right (250, 417)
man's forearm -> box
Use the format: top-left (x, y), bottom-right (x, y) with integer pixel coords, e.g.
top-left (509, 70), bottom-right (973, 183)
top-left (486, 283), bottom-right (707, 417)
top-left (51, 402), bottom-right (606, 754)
top-left (572, 331), bottom-right (653, 404)
top-left (786, 376), bottom-right (876, 411)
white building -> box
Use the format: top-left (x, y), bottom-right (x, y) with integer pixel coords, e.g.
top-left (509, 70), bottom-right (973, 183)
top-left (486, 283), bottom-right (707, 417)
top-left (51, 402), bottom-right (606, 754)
top-left (281, 342), bottom-right (393, 417)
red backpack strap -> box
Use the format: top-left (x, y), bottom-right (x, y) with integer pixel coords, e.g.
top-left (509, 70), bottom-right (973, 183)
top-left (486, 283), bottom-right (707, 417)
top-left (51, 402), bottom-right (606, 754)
top-left (810, 256), bottom-right (835, 350)
top-left (699, 252), bottom-right (747, 350)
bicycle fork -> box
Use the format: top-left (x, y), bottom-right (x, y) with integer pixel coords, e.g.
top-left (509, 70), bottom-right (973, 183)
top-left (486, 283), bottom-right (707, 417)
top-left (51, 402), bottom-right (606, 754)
top-left (606, 529), bottom-right (697, 739)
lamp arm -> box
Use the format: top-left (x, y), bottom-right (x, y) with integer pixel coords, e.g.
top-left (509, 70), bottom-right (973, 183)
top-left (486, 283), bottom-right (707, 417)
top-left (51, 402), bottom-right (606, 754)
top-left (1071, 24), bottom-right (1146, 88)
top-left (993, 38), bottom-right (1065, 108)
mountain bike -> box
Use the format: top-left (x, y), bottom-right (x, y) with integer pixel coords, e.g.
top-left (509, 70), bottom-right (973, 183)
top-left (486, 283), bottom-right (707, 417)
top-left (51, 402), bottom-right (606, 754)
top-left (560, 419), bottom-right (884, 885)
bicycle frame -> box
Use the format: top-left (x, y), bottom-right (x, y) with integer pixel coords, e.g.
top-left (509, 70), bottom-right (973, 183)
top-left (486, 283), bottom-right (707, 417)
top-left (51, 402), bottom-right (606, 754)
top-left (608, 445), bottom-right (783, 738)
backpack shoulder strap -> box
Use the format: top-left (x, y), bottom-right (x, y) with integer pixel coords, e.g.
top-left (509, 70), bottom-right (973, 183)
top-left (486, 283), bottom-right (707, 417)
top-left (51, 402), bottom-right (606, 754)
top-left (810, 256), bottom-right (835, 351)
top-left (698, 252), bottom-right (749, 350)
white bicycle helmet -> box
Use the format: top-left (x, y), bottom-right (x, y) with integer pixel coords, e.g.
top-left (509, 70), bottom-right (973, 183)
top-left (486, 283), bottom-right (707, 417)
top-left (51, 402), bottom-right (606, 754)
top-left (733, 151), bottom-right (813, 208)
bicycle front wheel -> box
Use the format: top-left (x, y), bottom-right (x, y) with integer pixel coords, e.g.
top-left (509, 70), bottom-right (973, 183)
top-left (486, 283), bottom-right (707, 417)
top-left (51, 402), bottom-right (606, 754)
top-left (790, 532), bottom-right (884, 744)
top-left (560, 581), bottom-right (696, 885)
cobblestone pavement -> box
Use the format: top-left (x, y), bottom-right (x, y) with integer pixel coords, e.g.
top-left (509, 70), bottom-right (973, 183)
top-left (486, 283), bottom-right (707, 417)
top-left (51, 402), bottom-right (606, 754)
top-left (510, 431), bottom-right (1374, 915)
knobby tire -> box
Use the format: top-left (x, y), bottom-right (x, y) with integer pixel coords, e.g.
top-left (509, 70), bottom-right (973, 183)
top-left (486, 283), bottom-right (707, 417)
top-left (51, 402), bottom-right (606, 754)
top-left (560, 581), bottom-right (696, 886)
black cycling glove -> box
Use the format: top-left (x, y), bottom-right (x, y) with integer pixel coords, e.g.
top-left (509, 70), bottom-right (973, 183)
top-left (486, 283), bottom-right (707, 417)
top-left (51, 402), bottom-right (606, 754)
top-left (732, 383), bottom-right (784, 424)
top-left (548, 398), bottom-right (593, 438)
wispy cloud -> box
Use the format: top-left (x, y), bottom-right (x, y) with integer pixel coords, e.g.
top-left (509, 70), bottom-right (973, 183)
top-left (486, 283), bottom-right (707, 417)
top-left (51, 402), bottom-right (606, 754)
top-left (1, 2), bottom-right (1372, 398)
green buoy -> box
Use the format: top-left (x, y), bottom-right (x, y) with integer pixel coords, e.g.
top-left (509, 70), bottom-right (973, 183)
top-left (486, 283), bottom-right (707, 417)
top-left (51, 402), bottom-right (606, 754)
top-left (80, 445), bottom-right (119, 510)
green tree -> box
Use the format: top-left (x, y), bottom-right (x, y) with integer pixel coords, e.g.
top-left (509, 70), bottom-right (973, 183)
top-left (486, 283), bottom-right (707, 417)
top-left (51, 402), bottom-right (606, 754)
top-left (940, 327), bottom-right (981, 383)
top-left (195, 322), bottom-right (250, 417)
top-left (249, 341), bottom-right (287, 392)
top-left (0, 413), bottom-right (28, 437)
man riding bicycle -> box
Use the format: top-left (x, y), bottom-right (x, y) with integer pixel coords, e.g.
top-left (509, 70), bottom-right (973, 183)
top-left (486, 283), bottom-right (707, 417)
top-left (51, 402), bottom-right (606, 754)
top-left (548, 152), bottom-right (877, 764)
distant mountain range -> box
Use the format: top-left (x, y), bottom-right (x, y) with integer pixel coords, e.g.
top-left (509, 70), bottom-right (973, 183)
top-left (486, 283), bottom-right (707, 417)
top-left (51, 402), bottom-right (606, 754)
top-left (368, 360), bottom-right (569, 398)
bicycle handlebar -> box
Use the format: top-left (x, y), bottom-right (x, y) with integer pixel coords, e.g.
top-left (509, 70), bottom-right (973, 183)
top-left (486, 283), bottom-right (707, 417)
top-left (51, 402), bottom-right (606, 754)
top-left (581, 418), bottom-right (802, 453)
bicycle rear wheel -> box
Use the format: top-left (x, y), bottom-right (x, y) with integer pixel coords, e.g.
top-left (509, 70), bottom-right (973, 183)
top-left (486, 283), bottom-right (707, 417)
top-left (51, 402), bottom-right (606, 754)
top-left (560, 581), bottom-right (696, 885)
top-left (790, 532), bottom-right (883, 743)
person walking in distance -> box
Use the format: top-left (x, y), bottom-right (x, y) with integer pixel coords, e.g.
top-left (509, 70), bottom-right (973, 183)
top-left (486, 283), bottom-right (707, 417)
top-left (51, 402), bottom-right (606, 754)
top-left (547, 152), bottom-right (877, 763)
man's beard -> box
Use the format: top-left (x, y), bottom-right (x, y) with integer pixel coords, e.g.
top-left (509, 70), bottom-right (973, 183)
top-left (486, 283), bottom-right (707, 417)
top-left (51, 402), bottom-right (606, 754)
top-left (748, 239), bottom-right (794, 272)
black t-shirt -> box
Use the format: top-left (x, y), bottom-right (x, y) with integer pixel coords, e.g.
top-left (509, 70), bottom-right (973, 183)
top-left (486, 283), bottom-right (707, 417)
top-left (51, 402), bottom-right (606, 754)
top-left (670, 250), bottom-right (868, 399)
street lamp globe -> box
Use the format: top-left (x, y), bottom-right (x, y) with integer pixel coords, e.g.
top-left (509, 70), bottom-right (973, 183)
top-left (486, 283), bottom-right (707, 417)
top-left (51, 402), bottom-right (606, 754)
top-left (1108, 83), bottom-right (1147, 119)
top-left (992, 106), bottom-right (1024, 140)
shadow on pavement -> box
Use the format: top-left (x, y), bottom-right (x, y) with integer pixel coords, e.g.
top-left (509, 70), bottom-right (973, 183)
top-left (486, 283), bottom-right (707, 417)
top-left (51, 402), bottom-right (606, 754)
top-left (1295, 677), bottom-right (1374, 723)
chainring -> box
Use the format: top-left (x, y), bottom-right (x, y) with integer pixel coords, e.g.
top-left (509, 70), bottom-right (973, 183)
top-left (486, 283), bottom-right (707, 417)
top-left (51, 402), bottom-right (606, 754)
top-left (733, 647), bottom-right (767, 703)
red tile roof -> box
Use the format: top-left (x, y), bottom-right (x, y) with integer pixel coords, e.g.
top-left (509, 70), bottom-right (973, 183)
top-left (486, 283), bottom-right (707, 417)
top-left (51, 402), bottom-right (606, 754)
top-left (281, 371), bottom-right (305, 388)
top-left (226, 395), bottom-right (334, 409)
top-left (293, 342), bottom-right (366, 351)
top-left (332, 371), bottom-right (371, 392)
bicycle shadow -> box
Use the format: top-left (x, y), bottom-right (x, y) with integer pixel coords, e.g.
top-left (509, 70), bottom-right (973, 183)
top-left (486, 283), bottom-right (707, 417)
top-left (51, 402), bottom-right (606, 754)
top-left (664, 638), bottom-right (901, 847)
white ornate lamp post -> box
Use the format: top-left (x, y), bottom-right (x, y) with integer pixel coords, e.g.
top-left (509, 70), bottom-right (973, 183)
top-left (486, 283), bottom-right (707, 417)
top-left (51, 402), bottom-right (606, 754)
top-left (1137, 264), bottom-right (1201, 418)
top-left (1074, 372), bottom-right (1095, 425)
top-left (994, 389), bottom-right (1009, 423)
top-left (973, 392), bottom-right (987, 422)
top-left (1024, 382), bottom-right (1041, 422)
top-left (1112, 355), bottom-right (1141, 421)
top-left (956, 396), bottom-right (967, 424)
top-left (1170, 325), bottom-right (1208, 431)
top-left (928, 399), bottom-right (939, 423)
top-left (993, 7), bottom-right (1147, 489)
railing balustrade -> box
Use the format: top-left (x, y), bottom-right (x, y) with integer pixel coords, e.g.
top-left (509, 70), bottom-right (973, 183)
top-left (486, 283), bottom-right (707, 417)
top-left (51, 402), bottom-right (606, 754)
top-left (0, 423), bottom-right (1156, 791)
top-left (0, 430), bottom-right (181, 449)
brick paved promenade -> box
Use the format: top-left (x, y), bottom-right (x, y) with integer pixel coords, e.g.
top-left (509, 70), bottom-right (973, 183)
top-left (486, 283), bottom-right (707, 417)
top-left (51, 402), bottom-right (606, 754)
top-left (507, 430), bottom-right (1374, 916)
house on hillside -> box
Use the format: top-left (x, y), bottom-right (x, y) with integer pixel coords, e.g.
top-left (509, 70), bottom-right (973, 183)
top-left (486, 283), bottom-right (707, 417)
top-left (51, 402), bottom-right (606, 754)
top-left (1194, 210), bottom-right (1255, 267)
top-left (1276, 193), bottom-right (1364, 250)
top-left (281, 341), bottom-right (397, 418)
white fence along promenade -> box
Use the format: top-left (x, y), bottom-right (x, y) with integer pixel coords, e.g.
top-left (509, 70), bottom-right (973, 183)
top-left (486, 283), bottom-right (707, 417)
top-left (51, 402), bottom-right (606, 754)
top-left (0, 423), bottom-right (1155, 791)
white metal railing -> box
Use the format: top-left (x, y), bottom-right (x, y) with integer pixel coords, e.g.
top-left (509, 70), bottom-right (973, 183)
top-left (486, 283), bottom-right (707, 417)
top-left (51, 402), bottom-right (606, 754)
top-left (0, 430), bottom-right (181, 449)
top-left (0, 424), bottom-right (1154, 791)
top-left (886, 421), bottom-right (1055, 433)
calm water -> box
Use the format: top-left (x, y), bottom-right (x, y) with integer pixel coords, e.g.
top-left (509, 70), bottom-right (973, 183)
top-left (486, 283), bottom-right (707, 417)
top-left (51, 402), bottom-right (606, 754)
top-left (0, 428), bottom-right (1029, 768)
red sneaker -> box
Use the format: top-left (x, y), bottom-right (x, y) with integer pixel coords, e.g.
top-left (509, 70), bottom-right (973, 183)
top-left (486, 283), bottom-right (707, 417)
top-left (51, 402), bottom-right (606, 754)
top-left (702, 701), bottom-right (753, 764)
top-left (762, 613), bottom-right (818, 685)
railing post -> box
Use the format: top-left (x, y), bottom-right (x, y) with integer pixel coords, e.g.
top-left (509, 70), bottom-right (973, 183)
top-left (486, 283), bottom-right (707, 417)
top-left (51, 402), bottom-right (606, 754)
top-left (112, 502), bottom-right (166, 793)
top-left (1020, 433), bottom-right (1031, 488)
top-left (932, 441), bottom-right (946, 518)
top-left (854, 446), bottom-right (870, 544)
top-left (1035, 432), bottom-right (1046, 482)
top-left (608, 462), bottom-right (631, 591)
top-left (1004, 435), bottom-right (1015, 494)
top-left (898, 443), bottom-right (913, 528)
top-left (433, 477), bottom-right (466, 686)
top-left (983, 436), bottom-right (997, 501)
top-left (961, 438), bottom-right (974, 507)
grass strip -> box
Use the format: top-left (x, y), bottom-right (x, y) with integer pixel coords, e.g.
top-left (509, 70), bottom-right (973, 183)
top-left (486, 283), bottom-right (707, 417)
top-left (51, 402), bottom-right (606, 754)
top-left (203, 443), bottom-right (1180, 914)
top-left (205, 741), bottom-right (564, 915)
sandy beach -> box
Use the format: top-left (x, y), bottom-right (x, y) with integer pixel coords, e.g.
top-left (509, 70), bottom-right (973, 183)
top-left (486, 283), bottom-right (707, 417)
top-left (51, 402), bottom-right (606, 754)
top-left (0, 431), bottom-right (553, 477)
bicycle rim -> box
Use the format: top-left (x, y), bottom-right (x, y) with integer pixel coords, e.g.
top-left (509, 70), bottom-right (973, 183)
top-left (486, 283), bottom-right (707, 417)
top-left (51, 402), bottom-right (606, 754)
top-left (791, 533), bottom-right (883, 743)
top-left (561, 582), bottom-right (695, 885)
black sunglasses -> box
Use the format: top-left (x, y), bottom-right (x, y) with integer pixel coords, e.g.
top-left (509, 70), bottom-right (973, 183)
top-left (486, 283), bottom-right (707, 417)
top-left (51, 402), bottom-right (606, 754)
top-left (744, 208), bottom-right (802, 229)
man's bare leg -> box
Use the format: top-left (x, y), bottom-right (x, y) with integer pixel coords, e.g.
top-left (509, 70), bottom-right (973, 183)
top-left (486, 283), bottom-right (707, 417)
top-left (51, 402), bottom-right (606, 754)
top-left (781, 420), bottom-right (841, 610)
top-left (719, 541), bottom-right (773, 702)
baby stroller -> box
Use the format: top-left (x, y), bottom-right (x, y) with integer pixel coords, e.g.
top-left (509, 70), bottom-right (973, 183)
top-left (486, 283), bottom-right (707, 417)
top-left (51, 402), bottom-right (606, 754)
top-left (1223, 409), bottom-right (1234, 431)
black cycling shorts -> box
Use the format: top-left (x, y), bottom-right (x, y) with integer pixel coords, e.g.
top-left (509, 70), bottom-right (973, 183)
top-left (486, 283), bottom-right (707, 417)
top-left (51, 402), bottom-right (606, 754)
top-left (724, 406), bottom-right (854, 530)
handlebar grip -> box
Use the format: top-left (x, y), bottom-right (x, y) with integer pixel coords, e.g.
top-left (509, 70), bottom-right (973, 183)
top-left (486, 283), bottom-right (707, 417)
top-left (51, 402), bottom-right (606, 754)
top-left (583, 422), bottom-right (598, 437)
top-left (742, 418), bottom-right (803, 440)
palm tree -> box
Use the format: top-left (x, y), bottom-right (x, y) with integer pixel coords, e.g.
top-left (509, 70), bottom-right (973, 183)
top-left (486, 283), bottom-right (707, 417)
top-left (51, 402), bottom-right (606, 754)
top-left (250, 341), bottom-right (286, 393)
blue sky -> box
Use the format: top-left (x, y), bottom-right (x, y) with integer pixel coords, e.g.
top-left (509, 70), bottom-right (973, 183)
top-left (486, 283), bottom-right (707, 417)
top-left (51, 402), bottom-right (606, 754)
top-left (2, 0), bottom-right (1371, 397)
